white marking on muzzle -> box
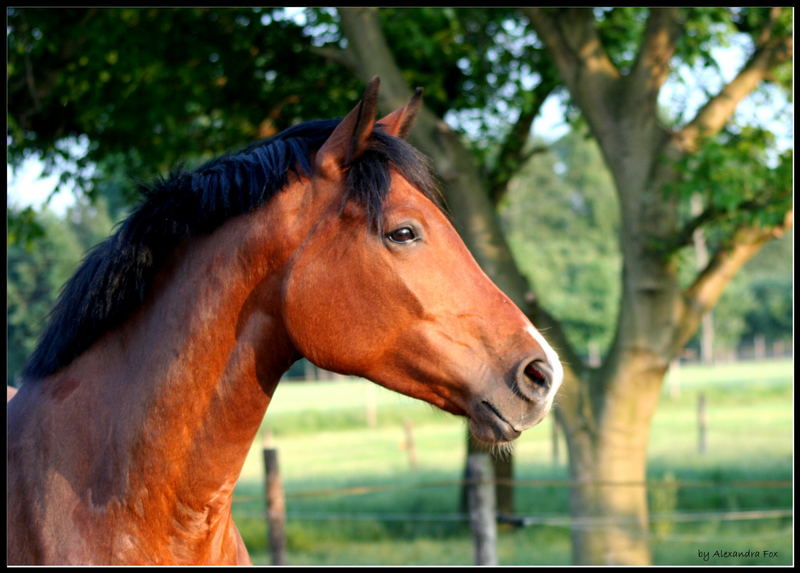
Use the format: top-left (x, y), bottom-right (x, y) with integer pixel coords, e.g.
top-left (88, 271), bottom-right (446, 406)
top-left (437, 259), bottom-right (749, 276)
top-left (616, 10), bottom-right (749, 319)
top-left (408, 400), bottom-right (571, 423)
top-left (525, 325), bottom-right (564, 399)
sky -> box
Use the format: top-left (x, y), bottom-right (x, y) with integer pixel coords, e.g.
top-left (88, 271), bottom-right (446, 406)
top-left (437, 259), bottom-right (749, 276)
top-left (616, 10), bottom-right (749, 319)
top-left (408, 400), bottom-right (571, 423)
top-left (7, 157), bottom-right (79, 216)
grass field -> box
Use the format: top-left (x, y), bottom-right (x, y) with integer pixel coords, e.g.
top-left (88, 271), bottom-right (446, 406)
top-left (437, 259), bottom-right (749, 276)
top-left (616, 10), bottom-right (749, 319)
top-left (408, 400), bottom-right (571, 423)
top-left (232, 359), bottom-right (793, 566)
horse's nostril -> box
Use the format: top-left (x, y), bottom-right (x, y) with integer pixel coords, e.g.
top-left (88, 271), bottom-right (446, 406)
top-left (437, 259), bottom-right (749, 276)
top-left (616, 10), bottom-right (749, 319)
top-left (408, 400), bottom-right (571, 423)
top-left (524, 360), bottom-right (550, 391)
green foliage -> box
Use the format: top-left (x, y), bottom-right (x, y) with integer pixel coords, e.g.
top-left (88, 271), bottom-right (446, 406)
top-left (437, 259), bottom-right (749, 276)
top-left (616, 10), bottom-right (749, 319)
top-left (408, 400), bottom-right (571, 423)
top-left (591, 6), bottom-right (751, 74)
top-left (699, 231), bottom-right (793, 350)
top-left (674, 7), bottom-right (736, 69)
top-left (373, 8), bottom-right (557, 153)
top-left (593, 7), bottom-right (649, 72)
top-left (7, 206), bottom-right (46, 247)
top-left (592, 8), bottom-right (791, 92)
top-left (742, 273), bottom-right (792, 343)
top-left (6, 6), bottom-right (792, 372)
top-left (668, 126), bottom-right (792, 241)
top-left (7, 7), bottom-right (359, 193)
top-left (377, 10), bottom-right (540, 109)
top-left (7, 208), bottom-right (80, 385)
top-left (732, 4), bottom-right (794, 91)
top-left (501, 129), bottom-right (620, 356)
top-left (6, 200), bottom-right (115, 385)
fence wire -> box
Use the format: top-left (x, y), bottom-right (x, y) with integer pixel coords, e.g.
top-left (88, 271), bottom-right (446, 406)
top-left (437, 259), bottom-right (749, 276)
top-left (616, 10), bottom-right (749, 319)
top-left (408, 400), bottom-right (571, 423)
top-left (233, 507), bottom-right (791, 527)
top-left (232, 477), bottom-right (791, 504)
top-left (233, 475), bottom-right (792, 543)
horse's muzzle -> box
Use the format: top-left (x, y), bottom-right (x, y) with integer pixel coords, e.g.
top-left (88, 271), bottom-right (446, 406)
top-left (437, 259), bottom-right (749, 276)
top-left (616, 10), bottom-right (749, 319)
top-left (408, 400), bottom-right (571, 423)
top-left (467, 353), bottom-right (562, 445)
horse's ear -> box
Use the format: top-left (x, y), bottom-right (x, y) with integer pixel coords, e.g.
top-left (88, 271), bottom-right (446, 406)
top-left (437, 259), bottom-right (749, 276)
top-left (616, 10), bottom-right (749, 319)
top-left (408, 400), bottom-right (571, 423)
top-left (315, 76), bottom-right (380, 177)
top-left (377, 87), bottom-right (423, 139)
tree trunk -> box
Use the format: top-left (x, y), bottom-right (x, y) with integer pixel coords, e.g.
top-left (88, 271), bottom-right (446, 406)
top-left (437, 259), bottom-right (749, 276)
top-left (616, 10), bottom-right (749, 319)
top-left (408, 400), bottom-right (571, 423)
top-left (563, 353), bottom-right (666, 564)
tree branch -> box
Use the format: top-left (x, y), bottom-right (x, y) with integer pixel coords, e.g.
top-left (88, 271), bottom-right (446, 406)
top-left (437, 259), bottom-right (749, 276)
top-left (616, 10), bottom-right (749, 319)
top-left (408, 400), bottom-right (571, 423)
top-left (335, 7), bottom-right (416, 112)
top-left (309, 45), bottom-right (358, 74)
top-left (521, 8), bottom-right (622, 153)
top-left (656, 198), bottom-right (771, 256)
top-left (675, 9), bottom-right (792, 152)
top-left (674, 209), bottom-right (793, 353)
top-left (626, 8), bottom-right (683, 107)
top-left (488, 78), bottom-right (557, 206)
top-left (521, 8), bottom-right (620, 94)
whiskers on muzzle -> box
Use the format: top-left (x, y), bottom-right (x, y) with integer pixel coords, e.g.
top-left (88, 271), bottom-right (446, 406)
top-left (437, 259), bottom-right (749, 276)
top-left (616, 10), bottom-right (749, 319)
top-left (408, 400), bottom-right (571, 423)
top-left (470, 433), bottom-right (516, 460)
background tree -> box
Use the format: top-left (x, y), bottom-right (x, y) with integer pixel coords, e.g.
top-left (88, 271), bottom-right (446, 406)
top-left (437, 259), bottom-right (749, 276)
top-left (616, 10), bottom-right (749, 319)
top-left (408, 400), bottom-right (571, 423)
top-left (7, 7), bottom-right (359, 204)
top-left (7, 200), bottom-right (113, 385)
top-left (328, 7), bottom-right (792, 564)
top-left (502, 130), bottom-right (621, 357)
top-left (520, 8), bottom-right (791, 563)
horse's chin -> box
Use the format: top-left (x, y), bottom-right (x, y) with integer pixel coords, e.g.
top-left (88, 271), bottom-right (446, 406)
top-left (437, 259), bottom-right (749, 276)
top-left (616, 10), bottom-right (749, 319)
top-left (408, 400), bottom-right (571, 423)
top-left (467, 411), bottom-right (522, 446)
top-left (466, 395), bottom-right (554, 445)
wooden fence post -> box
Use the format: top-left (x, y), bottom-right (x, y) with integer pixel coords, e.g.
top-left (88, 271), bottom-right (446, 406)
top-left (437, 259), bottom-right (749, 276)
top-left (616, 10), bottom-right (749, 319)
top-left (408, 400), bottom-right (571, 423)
top-left (754, 335), bottom-right (766, 360)
top-left (697, 392), bottom-right (707, 454)
top-left (587, 340), bottom-right (601, 367)
top-left (466, 452), bottom-right (497, 566)
top-left (402, 419), bottom-right (418, 471)
top-left (263, 443), bottom-right (287, 565)
top-left (551, 417), bottom-right (560, 467)
top-left (366, 383), bottom-right (377, 427)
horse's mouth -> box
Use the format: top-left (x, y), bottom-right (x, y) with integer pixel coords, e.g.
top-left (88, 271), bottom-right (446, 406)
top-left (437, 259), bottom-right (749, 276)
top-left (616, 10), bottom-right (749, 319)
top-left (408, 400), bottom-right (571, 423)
top-left (468, 400), bottom-right (523, 444)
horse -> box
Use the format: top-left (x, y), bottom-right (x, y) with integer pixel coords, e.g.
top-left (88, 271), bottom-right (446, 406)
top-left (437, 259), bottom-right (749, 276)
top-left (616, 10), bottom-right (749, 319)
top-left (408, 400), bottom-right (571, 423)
top-left (6, 77), bottom-right (563, 565)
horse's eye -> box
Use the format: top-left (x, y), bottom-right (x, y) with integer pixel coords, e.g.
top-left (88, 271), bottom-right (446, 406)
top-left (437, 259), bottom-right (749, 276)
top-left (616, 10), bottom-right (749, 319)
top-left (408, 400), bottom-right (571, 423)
top-left (386, 226), bottom-right (417, 244)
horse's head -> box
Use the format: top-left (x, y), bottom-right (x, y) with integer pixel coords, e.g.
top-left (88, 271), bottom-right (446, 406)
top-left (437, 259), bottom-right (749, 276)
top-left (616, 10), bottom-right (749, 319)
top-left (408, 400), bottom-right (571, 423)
top-left (282, 78), bottom-right (562, 444)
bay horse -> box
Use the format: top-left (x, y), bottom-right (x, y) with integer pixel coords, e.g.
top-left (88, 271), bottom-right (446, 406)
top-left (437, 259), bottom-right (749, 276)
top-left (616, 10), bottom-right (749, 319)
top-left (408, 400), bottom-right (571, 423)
top-left (6, 77), bottom-right (563, 565)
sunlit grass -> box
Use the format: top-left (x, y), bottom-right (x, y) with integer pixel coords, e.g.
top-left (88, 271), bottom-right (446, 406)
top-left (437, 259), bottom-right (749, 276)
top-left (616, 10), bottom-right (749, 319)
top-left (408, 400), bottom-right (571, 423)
top-left (233, 359), bottom-right (792, 566)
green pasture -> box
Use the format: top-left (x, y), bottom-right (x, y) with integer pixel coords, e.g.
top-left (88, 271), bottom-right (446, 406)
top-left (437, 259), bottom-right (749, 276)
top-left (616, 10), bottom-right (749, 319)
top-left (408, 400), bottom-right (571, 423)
top-left (233, 359), bottom-right (793, 566)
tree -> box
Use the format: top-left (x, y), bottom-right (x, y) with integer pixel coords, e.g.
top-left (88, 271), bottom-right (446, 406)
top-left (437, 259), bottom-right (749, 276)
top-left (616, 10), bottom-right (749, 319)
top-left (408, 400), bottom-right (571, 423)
top-left (502, 130), bottom-right (621, 357)
top-left (7, 201), bottom-right (113, 385)
top-left (7, 7), bottom-right (359, 196)
top-left (699, 229), bottom-right (793, 356)
top-left (7, 7), bottom-right (367, 252)
top-left (326, 7), bottom-right (792, 564)
top-left (517, 8), bottom-right (791, 562)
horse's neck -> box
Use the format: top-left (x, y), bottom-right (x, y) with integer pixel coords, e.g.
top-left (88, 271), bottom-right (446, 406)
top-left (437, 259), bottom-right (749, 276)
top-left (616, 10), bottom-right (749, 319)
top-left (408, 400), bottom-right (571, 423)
top-left (38, 202), bottom-right (302, 559)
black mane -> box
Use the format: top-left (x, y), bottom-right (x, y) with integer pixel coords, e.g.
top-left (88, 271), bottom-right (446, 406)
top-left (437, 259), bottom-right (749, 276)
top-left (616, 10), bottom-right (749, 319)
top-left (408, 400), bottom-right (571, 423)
top-left (22, 119), bottom-right (441, 380)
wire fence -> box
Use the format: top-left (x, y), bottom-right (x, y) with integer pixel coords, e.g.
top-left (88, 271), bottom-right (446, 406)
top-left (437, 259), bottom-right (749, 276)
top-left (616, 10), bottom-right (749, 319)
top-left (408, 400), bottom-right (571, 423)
top-left (241, 448), bottom-right (792, 565)
top-left (233, 507), bottom-right (792, 527)
top-left (232, 475), bottom-right (793, 530)
top-left (233, 476), bottom-right (792, 503)
top-left (231, 507), bottom-right (793, 549)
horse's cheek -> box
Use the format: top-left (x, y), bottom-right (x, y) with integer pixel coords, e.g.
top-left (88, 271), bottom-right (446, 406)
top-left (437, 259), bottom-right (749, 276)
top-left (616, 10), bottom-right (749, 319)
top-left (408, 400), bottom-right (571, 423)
top-left (283, 246), bottom-right (394, 375)
top-left (282, 257), bottom-right (345, 367)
